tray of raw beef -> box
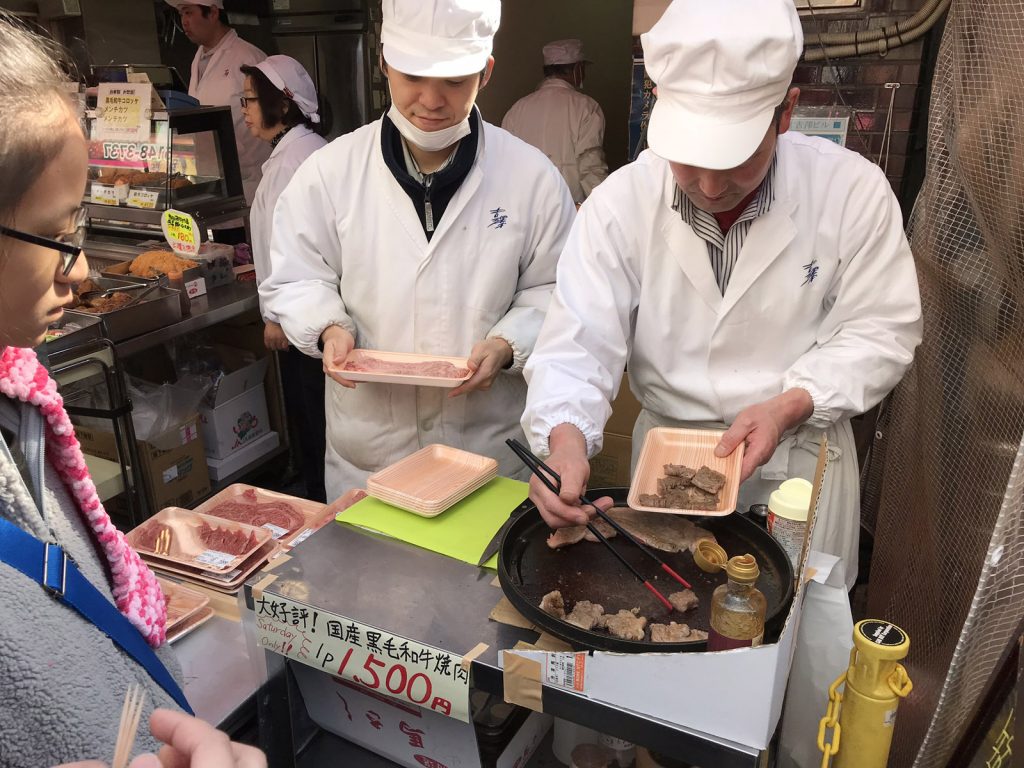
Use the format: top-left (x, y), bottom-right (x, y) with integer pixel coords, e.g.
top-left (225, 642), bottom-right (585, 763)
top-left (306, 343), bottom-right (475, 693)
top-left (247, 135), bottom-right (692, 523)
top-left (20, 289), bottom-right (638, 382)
top-left (192, 484), bottom-right (333, 549)
top-left (329, 349), bottom-right (472, 388)
top-left (126, 507), bottom-right (272, 573)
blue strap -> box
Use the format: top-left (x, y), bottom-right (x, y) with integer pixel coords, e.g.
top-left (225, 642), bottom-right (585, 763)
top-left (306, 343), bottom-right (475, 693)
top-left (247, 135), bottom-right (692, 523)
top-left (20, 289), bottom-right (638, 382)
top-left (0, 515), bottom-right (193, 713)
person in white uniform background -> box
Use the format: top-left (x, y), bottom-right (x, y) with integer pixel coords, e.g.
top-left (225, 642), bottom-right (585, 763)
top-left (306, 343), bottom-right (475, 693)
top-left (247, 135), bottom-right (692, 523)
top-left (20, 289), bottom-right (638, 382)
top-left (260, 0), bottom-right (575, 501)
top-left (502, 39), bottom-right (608, 204)
top-left (241, 55), bottom-right (328, 502)
top-left (166, 0), bottom-right (271, 243)
top-left (521, 0), bottom-right (923, 588)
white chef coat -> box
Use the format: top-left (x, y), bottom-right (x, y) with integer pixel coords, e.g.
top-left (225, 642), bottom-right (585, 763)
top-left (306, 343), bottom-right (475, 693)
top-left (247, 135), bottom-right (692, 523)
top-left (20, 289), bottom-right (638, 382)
top-left (188, 29), bottom-right (271, 206)
top-left (261, 118), bottom-right (575, 499)
top-left (251, 126), bottom-right (328, 322)
top-left (502, 78), bottom-right (608, 203)
top-left (522, 132), bottom-right (923, 587)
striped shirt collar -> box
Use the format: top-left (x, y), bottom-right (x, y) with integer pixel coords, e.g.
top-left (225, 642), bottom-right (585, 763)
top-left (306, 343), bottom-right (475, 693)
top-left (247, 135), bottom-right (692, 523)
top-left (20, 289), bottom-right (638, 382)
top-left (671, 154), bottom-right (778, 294)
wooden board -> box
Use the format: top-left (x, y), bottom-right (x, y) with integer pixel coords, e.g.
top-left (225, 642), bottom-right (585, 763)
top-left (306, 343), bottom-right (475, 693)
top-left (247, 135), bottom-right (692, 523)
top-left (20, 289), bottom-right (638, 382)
top-left (627, 427), bottom-right (743, 516)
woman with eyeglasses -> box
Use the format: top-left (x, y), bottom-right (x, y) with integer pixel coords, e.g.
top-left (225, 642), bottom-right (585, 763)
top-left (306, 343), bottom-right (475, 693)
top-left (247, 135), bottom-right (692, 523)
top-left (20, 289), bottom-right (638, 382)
top-left (0, 14), bottom-right (264, 768)
top-left (239, 55), bottom-right (328, 502)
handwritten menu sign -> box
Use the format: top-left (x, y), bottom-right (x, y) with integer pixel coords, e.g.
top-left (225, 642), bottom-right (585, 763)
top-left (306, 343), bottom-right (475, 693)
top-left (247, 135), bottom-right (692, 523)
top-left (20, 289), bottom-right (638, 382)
top-left (96, 83), bottom-right (151, 143)
top-left (161, 209), bottom-right (199, 257)
top-left (253, 593), bottom-right (471, 723)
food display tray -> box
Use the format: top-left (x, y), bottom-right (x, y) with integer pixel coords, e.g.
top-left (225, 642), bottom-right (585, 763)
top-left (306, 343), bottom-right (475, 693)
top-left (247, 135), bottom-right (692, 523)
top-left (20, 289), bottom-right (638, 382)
top-left (158, 576), bottom-right (211, 631)
top-left (42, 310), bottom-right (104, 355)
top-left (127, 506), bottom-right (272, 573)
top-left (329, 349), bottom-right (472, 388)
top-left (167, 606), bottom-right (215, 644)
top-left (74, 276), bottom-right (182, 341)
top-left (146, 540), bottom-right (282, 593)
top-left (192, 484), bottom-right (332, 548)
top-left (627, 427), bottom-right (744, 516)
top-left (367, 445), bottom-right (498, 517)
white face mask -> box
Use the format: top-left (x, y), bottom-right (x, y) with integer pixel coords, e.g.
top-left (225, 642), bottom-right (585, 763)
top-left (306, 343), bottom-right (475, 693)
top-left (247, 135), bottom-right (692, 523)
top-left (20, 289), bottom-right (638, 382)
top-left (387, 103), bottom-right (472, 152)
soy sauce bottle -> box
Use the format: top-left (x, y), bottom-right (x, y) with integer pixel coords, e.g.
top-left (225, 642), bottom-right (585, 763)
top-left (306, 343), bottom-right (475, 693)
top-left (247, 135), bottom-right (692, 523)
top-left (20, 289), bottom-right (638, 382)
top-left (707, 554), bottom-right (767, 651)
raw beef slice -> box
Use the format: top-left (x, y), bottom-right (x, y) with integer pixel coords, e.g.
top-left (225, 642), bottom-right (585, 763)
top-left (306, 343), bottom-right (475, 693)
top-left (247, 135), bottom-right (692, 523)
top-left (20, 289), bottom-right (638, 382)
top-left (606, 507), bottom-right (717, 554)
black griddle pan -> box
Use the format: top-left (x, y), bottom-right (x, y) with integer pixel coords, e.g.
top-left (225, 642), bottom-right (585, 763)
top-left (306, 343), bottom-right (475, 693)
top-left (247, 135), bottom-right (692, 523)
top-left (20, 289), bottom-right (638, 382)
top-left (497, 487), bottom-right (794, 653)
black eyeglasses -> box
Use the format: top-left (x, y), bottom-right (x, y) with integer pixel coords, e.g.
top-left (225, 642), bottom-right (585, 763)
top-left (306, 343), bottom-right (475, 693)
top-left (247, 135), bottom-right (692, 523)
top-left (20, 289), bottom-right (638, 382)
top-left (0, 207), bottom-right (88, 276)
top-left (239, 95), bottom-right (257, 108)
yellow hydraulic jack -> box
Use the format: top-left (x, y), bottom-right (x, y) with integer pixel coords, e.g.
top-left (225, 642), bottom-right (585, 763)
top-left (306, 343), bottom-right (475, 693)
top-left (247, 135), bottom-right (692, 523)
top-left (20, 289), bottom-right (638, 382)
top-left (818, 620), bottom-right (913, 768)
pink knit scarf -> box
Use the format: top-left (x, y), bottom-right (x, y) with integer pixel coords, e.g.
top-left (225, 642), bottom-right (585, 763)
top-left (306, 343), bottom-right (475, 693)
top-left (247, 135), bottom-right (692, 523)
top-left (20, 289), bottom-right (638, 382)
top-left (0, 346), bottom-right (166, 646)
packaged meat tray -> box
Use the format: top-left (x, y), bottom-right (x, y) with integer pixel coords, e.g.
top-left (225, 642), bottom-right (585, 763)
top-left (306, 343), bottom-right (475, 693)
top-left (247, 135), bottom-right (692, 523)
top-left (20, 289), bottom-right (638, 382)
top-left (167, 606), bottom-right (215, 644)
top-left (146, 539), bottom-right (282, 593)
top-left (127, 507), bottom-right (272, 573)
top-left (157, 576), bottom-right (210, 631)
top-left (367, 444), bottom-right (498, 517)
top-left (328, 349), bottom-right (472, 388)
top-left (626, 427), bottom-right (743, 516)
top-left (192, 484), bottom-right (332, 549)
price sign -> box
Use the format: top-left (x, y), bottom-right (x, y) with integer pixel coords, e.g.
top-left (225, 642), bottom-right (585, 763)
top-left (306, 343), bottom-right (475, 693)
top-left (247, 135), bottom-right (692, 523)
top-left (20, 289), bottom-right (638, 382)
top-left (545, 652), bottom-right (587, 692)
top-left (95, 83), bottom-right (152, 142)
top-left (161, 209), bottom-right (200, 257)
top-left (253, 593), bottom-right (471, 722)
top-left (127, 189), bottom-right (159, 209)
top-left (90, 182), bottom-right (118, 206)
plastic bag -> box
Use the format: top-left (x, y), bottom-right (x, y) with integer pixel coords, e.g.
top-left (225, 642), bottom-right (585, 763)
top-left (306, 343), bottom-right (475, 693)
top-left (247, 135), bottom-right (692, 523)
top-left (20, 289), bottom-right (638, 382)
top-left (127, 376), bottom-right (208, 443)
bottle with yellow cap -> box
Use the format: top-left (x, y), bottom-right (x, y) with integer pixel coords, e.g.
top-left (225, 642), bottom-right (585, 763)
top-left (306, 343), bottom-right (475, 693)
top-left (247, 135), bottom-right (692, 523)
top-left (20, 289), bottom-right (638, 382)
top-left (818, 620), bottom-right (912, 768)
top-left (706, 554), bottom-right (767, 651)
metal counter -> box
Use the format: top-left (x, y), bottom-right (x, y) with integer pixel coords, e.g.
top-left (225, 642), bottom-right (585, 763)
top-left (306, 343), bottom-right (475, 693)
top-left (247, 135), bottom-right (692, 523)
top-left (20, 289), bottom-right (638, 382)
top-left (115, 281), bottom-right (260, 357)
top-left (244, 522), bottom-right (766, 768)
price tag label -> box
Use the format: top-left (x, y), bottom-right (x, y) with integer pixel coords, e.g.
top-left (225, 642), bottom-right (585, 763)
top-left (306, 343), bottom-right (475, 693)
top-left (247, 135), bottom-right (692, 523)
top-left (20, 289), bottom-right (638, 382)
top-left (254, 594), bottom-right (471, 722)
top-left (161, 209), bottom-right (200, 257)
top-left (185, 277), bottom-right (207, 298)
top-left (262, 523), bottom-right (290, 540)
top-left (544, 652), bottom-right (587, 692)
top-left (95, 83), bottom-right (151, 142)
top-left (290, 528), bottom-right (315, 547)
top-left (202, 567), bottom-right (243, 581)
top-left (90, 182), bottom-right (118, 206)
top-left (126, 189), bottom-right (159, 209)
top-left (195, 550), bottom-right (235, 569)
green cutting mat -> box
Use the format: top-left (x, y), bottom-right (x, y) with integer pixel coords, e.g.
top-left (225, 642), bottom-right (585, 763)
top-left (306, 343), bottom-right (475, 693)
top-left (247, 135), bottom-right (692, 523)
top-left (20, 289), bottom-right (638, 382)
top-left (336, 477), bottom-right (528, 568)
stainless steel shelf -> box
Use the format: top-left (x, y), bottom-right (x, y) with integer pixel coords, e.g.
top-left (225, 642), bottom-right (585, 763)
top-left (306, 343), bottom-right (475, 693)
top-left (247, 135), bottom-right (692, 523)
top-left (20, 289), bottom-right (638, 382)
top-left (115, 281), bottom-right (260, 357)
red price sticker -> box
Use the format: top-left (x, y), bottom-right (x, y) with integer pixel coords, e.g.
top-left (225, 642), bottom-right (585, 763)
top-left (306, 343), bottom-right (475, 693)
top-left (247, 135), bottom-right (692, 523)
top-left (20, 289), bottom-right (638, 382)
top-left (253, 594), bottom-right (471, 722)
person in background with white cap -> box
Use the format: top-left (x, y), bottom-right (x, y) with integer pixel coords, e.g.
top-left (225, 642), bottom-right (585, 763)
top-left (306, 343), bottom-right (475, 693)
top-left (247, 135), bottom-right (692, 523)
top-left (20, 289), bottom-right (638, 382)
top-left (502, 39), bottom-right (608, 204)
top-left (166, 0), bottom-right (270, 243)
top-left (260, 0), bottom-right (575, 499)
top-left (240, 55), bottom-right (328, 502)
top-left (521, 0), bottom-right (922, 588)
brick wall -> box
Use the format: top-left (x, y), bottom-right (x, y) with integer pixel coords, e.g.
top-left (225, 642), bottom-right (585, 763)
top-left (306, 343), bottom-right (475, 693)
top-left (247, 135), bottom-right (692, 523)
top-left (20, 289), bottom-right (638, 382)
top-left (795, 0), bottom-right (935, 197)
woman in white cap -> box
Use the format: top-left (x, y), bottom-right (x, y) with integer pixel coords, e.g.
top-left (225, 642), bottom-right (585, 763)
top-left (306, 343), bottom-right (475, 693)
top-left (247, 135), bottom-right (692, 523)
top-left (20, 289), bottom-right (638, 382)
top-left (241, 55), bottom-right (328, 502)
top-left (259, 0), bottom-right (575, 500)
top-left (522, 0), bottom-right (922, 588)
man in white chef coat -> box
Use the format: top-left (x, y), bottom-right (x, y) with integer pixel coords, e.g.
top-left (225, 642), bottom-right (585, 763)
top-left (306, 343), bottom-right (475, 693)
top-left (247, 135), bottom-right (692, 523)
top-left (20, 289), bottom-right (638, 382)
top-left (260, 0), bottom-right (575, 501)
top-left (521, 0), bottom-right (923, 587)
top-left (166, 0), bottom-right (270, 238)
top-left (502, 39), bottom-right (608, 204)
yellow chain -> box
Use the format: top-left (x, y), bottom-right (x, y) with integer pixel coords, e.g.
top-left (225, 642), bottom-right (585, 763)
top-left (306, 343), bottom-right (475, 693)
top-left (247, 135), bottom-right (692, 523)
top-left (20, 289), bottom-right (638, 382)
top-left (818, 670), bottom-right (847, 768)
top-left (888, 664), bottom-right (913, 698)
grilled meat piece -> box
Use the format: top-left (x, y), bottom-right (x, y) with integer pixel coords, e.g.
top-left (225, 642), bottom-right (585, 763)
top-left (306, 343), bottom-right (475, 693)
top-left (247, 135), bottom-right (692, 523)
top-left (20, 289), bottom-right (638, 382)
top-left (663, 464), bottom-right (697, 482)
top-left (650, 622), bottom-right (708, 642)
top-left (565, 600), bottom-right (605, 630)
top-left (539, 590), bottom-right (565, 619)
top-left (606, 507), bottom-right (717, 554)
top-left (691, 465), bottom-right (727, 495)
top-left (668, 589), bottom-right (699, 613)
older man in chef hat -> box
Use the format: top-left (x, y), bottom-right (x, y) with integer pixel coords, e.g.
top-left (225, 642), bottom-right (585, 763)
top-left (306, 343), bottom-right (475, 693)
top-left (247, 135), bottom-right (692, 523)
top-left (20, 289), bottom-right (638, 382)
top-left (260, 0), bottom-right (575, 500)
top-left (503, 39), bottom-right (609, 203)
top-left (521, 0), bottom-right (922, 588)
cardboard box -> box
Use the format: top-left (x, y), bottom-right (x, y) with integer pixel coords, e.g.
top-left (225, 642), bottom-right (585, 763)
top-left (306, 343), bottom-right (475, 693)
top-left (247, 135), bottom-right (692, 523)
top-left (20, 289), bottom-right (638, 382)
top-left (502, 552), bottom-right (841, 751)
top-left (76, 415), bottom-right (211, 511)
top-left (589, 433), bottom-right (633, 488)
top-left (206, 430), bottom-right (279, 482)
top-left (200, 383), bottom-right (271, 459)
top-left (292, 663), bottom-right (552, 768)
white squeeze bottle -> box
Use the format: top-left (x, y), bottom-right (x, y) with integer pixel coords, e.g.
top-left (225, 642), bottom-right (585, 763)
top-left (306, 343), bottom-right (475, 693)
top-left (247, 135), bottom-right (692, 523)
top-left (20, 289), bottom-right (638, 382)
top-left (767, 477), bottom-right (813, 570)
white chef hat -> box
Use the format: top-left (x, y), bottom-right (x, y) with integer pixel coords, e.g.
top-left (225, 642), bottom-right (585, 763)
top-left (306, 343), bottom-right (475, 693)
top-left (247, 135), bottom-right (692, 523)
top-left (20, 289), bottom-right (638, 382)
top-left (542, 39), bottom-right (590, 66)
top-left (165, 0), bottom-right (224, 9)
top-left (381, 0), bottom-right (501, 78)
top-left (641, 0), bottom-right (802, 170)
top-left (254, 55), bottom-right (320, 124)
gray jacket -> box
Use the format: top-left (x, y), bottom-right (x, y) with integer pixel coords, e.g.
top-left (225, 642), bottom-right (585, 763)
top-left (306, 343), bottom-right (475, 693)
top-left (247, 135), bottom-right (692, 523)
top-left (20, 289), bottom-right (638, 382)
top-left (0, 396), bottom-right (184, 766)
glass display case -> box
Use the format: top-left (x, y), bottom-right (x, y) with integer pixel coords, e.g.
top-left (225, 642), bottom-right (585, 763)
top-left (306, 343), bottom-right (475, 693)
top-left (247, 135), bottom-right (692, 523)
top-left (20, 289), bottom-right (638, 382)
top-left (83, 106), bottom-right (247, 234)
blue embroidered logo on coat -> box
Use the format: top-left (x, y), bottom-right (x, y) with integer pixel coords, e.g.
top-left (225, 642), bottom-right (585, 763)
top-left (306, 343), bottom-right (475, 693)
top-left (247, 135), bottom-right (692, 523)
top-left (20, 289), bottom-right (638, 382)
top-left (488, 208), bottom-right (508, 229)
top-left (802, 259), bottom-right (820, 285)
